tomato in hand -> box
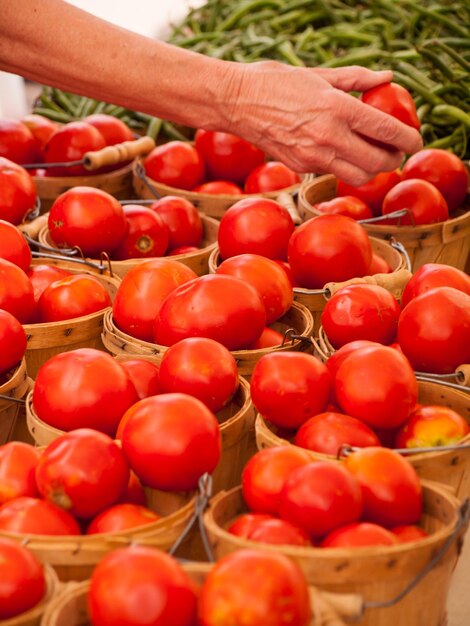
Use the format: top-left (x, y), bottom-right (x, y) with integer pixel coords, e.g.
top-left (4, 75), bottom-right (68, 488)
top-left (82, 114), bottom-right (133, 145)
top-left (112, 205), bottom-right (169, 260)
top-left (244, 161), bottom-right (300, 193)
top-left (0, 538), bottom-right (46, 619)
top-left (112, 259), bottom-right (197, 342)
top-left (0, 496), bottom-right (81, 535)
top-left (195, 129), bottom-right (265, 185)
top-left (401, 148), bottom-right (468, 212)
top-left (391, 525), bottom-right (429, 543)
top-left (87, 503), bottom-right (159, 534)
top-left (344, 447), bottom-right (422, 528)
top-left (218, 198), bottom-right (295, 261)
top-left (241, 447), bottom-right (311, 515)
top-left (0, 442), bottom-right (40, 505)
top-left (313, 196), bottom-right (372, 220)
top-left (401, 263), bottom-right (470, 307)
top-left (0, 309), bottom-right (27, 375)
top-left (44, 121), bottom-right (106, 176)
top-left (321, 284), bottom-right (400, 348)
top-left (21, 114), bottom-right (58, 154)
top-left (227, 513), bottom-right (274, 538)
top-left (398, 287), bottom-right (470, 374)
top-left (144, 141), bottom-right (205, 190)
top-left (0, 119), bottom-right (38, 164)
top-left (321, 522), bottom-right (397, 548)
top-left (395, 405), bottom-right (469, 449)
top-left (361, 83), bottom-right (420, 131)
top-left (154, 274), bottom-right (266, 350)
top-left (193, 180), bottom-right (243, 195)
top-left (288, 215), bottom-right (372, 289)
top-left (150, 195), bottom-right (203, 251)
top-left (26, 264), bottom-right (72, 307)
top-left (38, 274), bottom-right (111, 322)
top-left (247, 517), bottom-right (312, 547)
top-left (89, 546), bottom-right (198, 626)
top-left (119, 358), bottom-right (160, 400)
top-left (0, 259), bottom-right (35, 323)
top-left (198, 549), bottom-right (311, 626)
top-left (48, 187), bottom-right (127, 256)
top-left (33, 348), bottom-right (138, 435)
top-left (0, 157), bottom-right (37, 225)
top-left (0, 220), bottom-right (32, 271)
top-left (279, 461), bottom-right (362, 538)
top-left (382, 179), bottom-right (449, 225)
top-left (337, 170), bottom-right (401, 216)
top-left (216, 253), bottom-right (293, 325)
top-left (120, 393), bottom-right (221, 491)
top-left (251, 352), bottom-right (331, 430)
top-left (158, 337), bottom-right (239, 413)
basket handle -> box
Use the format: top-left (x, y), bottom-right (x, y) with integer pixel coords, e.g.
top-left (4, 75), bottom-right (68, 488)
top-left (19, 213), bottom-right (49, 239)
top-left (277, 191), bottom-right (303, 225)
top-left (83, 136), bottom-right (155, 170)
top-left (457, 364), bottom-right (470, 386)
top-left (324, 267), bottom-right (412, 299)
top-left (313, 589), bottom-right (364, 624)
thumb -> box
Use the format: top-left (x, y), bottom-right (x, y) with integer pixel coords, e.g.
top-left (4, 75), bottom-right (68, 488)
top-left (315, 67), bottom-right (393, 92)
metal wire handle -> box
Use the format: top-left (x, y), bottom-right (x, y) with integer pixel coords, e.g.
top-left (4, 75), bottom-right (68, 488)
top-left (0, 394), bottom-right (26, 404)
top-left (134, 161), bottom-right (162, 200)
top-left (389, 238), bottom-right (412, 273)
top-left (416, 374), bottom-right (469, 394)
top-left (31, 250), bottom-right (112, 275)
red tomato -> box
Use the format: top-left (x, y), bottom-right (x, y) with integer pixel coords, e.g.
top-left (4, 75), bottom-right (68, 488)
top-left (0, 442), bottom-right (40, 505)
top-left (89, 547), bottom-right (198, 626)
top-left (216, 254), bottom-right (293, 325)
top-left (247, 327), bottom-right (285, 349)
top-left (36, 429), bottom-right (129, 519)
top-left (0, 119), bottom-right (38, 164)
top-left (335, 345), bottom-right (418, 429)
top-left (361, 83), bottom-right (420, 131)
top-left (0, 220), bottom-right (32, 271)
top-left (395, 405), bottom-right (469, 449)
top-left (0, 309), bottom-right (27, 375)
top-left (0, 538), bottom-right (46, 619)
top-left (251, 352), bottom-right (331, 430)
top-left (119, 471), bottom-right (147, 506)
top-left (218, 198), bottom-right (295, 261)
top-left (345, 447), bottom-right (422, 527)
top-left (26, 264), bottom-right (72, 307)
top-left (150, 196), bottom-right (203, 251)
top-left (244, 162), bottom-right (300, 194)
top-left (295, 412), bottom-right (381, 456)
top-left (398, 287), bottom-right (470, 374)
top-left (313, 196), bottom-right (372, 220)
top-left (0, 157), bottom-right (37, 225)
top-left (241, 447), bottom-right (311, 515)
top-left (193, 180), bottom-right (243, 195)
top-left (368, 253), bottom-right (392, 274)
top-left (120, 393), bottom-right (221, 491)
top-left (391, 525), bottom-right (429, 543)
top-left (0, 259), bottom-right (35, 323)
top-left (326, 340), bottom-right (380, 379)
top-left (321, 284), bottom-right (400, 348)
top-left (119, 359), bottom-right (160, 400)
top-left (288, 215), bottom-right (372, 289)
top-left (154, 274), bottom-right (266, 350)
top-left (21, 114), bottom-right (58, 153)
top-left (382, 179), bottom-right (449, 225)
top-left (144, 141), bottom-right (205, 190)
top-left (82, 114), bottom-right (134, 145)
top-left (33, 349), bottom-right (138, 436)
top-left (38, 274), bottom-right (111, 323)
top-left (44, 121), bottom-right (106, 176)
top-left (337, 170), bottom-right (401, 216)
top-left (195, 130), bottom-right (265, 185)
top-left (401, 149), bottom-right (468, 212)
top-left (158, 337), bottom-right (239, 413)
top-left (247, 518), bottom-right (312, 547)
top-left (48, 187), bottom-right (127, 256)
top-left (198, 549), bottom-right (311, 626)
top-left (227, 513), bottom-right (274, 538)
top-left (167, 245), bottom-right (199, 256)
top-left (321, 522), bottom-right (397, 548)
top-left (0, 496), bottom-right (81, 535)
top-left (279, 461), bottom-right (362, 538)
top-left (112, 259), bottom-right (196, 342)
top-left (87, 503), bottom-right (159, 534)
top-left (112, 205), bottom-right (169, 260)
top-left (401, 263), bottom-right (470, 307)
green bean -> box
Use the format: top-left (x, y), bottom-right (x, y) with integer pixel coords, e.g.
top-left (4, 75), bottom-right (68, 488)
top-left (417, 47), bottom-right (456, 81)
top-left (430, 40), bottom-right (470, 72)
top-left (393, 71), bottom-right (443, 105)
top-left (32, 107), bottom-right (75, 123)
top-left (392, 61), bottom-right (437, 89)
top-left (432, 105), bottom-right (470, 129)
top-left (161, 121), bottom-right (191, 142)
top-left (319, 48), bottom-right (391, 68)
top-left (51, 88), bottom-right (77, 116)
top-left (146, 117), bottom-right (163, 141)
top-left (277, 40), bottom-right (305, 66)
top-left (417, 103), bottom-right (431, 122)
top-left (402, 2), bottom-right (469, 37)
top-left (216, 1), bottom-right (282, 32)
top-left (74, 97), bottom-right (90, 118)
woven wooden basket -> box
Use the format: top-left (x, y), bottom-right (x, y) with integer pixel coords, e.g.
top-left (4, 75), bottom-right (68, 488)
top-left (23, 258), bottom-right (121, 379)
top-left (255, 379), bottom-right (470, 500)
top-left (0, 358), bottom-right (29, 445)
top-left (298, 174), bottom-right (470, 272)
top-left (37, 214), bottom-right (219, 278)
top-left (101, 302), bottom-right (315, 378)
top-left (203, 481), bottom-right (465, 626)
top-left (208, 243), bottom-right (411, 335)
top-left (1, 564), bottom-right (59, 626)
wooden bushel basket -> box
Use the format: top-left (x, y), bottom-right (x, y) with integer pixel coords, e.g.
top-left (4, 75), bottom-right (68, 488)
top-left (255, 379), bottom-right (470, 500)
top-left (203, 482), bottom-right (468, 626)
top-left (298, 174), bottom-right (470, 272)
top-left (101, 302), bottom-right (315, 378)
top-left (1, 564), bottom-right (58, 626)
top-left (23, 258), bottom-right (121, 379)
top-left (0, 358), bottom-right (29, 445)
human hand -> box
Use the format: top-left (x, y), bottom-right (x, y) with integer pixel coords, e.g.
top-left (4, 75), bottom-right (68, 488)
top-left (219, 61), bottom-right (423, 185)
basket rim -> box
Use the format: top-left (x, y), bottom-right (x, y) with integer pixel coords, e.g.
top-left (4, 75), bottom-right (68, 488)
top-left (33, 160), bottom-right (133, 184)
